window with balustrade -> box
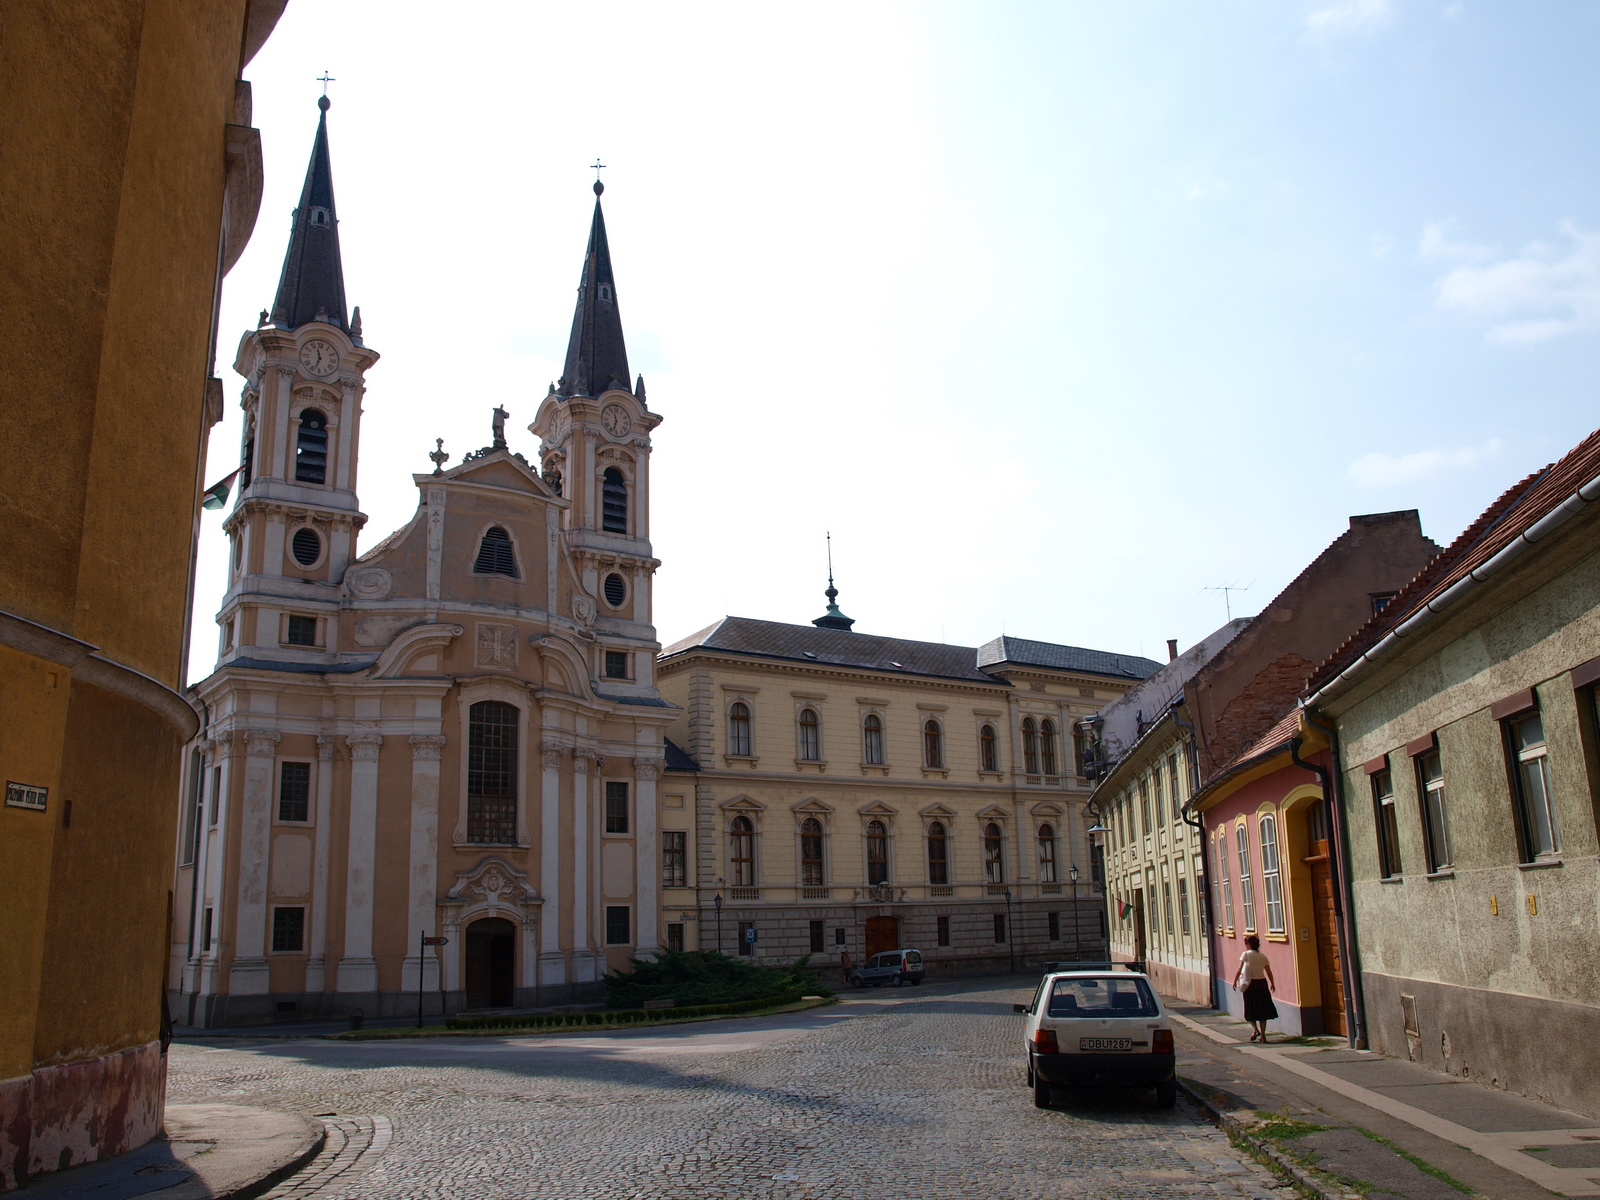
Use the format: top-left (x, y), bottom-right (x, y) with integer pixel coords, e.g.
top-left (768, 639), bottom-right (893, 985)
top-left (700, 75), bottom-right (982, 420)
top-left (729, 815), bottom-right (755, 887)
top-left (728, 702), bottom-right (752, 757)
top-left (866, 819), bottom-right (889, 884)
top-left (926, 821), bottom-right (949, 886)
top-left (800, 817), bottom-right (825, 886)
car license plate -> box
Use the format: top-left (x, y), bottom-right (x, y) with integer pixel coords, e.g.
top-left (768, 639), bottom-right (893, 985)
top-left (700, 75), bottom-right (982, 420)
top-left (1080, 1037), bottom-right (1133, 1051)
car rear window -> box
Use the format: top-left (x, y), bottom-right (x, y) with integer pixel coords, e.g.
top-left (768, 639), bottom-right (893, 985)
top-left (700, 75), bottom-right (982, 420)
top-left (884, 954), bottom-right (901, 966)
top-left (1048, 976), bottom-right (1159, 1018)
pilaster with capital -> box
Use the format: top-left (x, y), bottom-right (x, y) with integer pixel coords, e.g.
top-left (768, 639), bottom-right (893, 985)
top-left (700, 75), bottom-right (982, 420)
top-left (403, 733), bottom-right (448, 993)
top-left (230, 730), bottom-right (281, 995)
top-left (538, 741), bottom-right (568, 986)
top-left (569, 748), bottom-right (596, 981)
top-left (304, 733), bottom-right (339, 992)
top-left (339, 733), bottom-right (383, 992)
top-left (634, 757), bottom-right (663, 953)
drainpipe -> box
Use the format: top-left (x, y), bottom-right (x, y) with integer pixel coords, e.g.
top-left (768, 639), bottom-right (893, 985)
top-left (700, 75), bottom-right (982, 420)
top-left (1289, 728), bottom-right (1367, 1050)
top-left (1172, 702), bottom-right (1219, 1011)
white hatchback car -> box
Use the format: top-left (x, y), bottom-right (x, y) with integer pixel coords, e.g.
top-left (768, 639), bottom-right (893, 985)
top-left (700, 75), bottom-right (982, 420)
top-left (1015, 968), bottom-right (1177, 1109)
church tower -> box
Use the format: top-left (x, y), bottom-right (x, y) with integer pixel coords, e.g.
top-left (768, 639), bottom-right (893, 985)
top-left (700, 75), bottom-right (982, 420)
top-left (533, 181), bottom-right (662, 672)
top-left (220, 97), bottom-right (378, 666)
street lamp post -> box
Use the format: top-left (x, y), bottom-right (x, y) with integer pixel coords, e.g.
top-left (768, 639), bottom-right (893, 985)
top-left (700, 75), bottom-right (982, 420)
top-left (1003, 888), bottom-right (1014, 973)
top-left (713, 893), bottom-right (724, 954)
top-left (1068, 865), bottom-right (1081, 962)
top-left (1085, 821), bottom-right (1109, 959)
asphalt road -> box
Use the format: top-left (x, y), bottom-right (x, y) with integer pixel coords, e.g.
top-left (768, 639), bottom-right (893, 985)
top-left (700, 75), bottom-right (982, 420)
top-left (169, 977), bottom-right (1286, 1199)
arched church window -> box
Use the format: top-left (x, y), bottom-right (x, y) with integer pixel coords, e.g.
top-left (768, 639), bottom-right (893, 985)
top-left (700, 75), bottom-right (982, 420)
top-left (291, 527), bottom-right (321, 567)
top-left (294, 409), bottom-right (328, 484)
top-left (473, 526), bottom-right (518, 577)
top-left (467, 701), bottom-right (518, 844)
top-left (602, 467), bottom-right (628, 533)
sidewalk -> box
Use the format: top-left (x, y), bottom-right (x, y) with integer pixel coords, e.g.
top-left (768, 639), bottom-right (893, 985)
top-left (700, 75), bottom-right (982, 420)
top-left (15, 1105), bottom-right (321, 1199)
top-left (1170, 1003), bottom-right (1600, 1200)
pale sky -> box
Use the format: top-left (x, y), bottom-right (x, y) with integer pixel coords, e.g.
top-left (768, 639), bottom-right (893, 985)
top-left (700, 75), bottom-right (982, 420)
top-left (191, 1), bottom-right (1600, 683)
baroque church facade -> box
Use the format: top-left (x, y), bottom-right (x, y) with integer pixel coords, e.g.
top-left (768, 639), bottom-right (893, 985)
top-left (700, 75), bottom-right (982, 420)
top-left (169, 99), bottom-right (672, 1024)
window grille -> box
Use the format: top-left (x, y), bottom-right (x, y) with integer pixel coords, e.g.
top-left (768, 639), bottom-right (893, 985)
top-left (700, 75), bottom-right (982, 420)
top-left (295, 409), bottom-right (328, 484)
top-left (286, 615), bottom-right (318, 646)
top-left (278, 762), bottom-right (310, 822)
top-left (601, 467), bottom-right (628, 533)
top-left (272, 907), bottom-right (305, 952)
top-left (473, 526), bottom-right (517, 577)
top-left (467, 701), bottom-right (518, 843)
top-left (800, 817), bottom-right (825, 886)
top-left (605, 906), bottom-right (631, 945)
top-left (604, 650), bottom-right (629, 678)
top-left (666, 922), bottom-right (685, 952)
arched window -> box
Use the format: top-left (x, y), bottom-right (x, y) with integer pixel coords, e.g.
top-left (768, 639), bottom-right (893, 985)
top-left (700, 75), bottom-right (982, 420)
top-left (467, 701), bottom-right (518, 843)
top-left (926, 821), bottom-right (949, 885)
top-left (866, 819), bottom-right (889, 884)
top-left (1216, 833), bottom-right (1235, 932)
top-left (862, 714), bottom-right (884, 765)
top-left (601, 466), bottom-right (628, 533)
top-left (923, 719), bottom-right (944, 768)
top-left (1040, 720), bottom-right (1058, 776)
top-left (800, 817), bottom-right (825, 886)
top-left (983, 821), bottom-right (1005, 884)
top-left (797, 708), bottom-right (820, 761)
top-left (473, 526), bottom-right (517, 577)
top-left (1259, 815), bottom-right (1285, 934)
top-left (728, 702), bottom-right (752, 757)
top-left (1022, 717), bottom-right (1040, 775)
top-left (729, 815), bottom-right (755, 886)
top-left (1235, 823), bottom-right (1256, 932)
top-left (979, 724), bottom-right (998, 772)
top-left (1037, 823), bottom-right (1058, 883)
top-left (294, 408), bottom-right (328, 484)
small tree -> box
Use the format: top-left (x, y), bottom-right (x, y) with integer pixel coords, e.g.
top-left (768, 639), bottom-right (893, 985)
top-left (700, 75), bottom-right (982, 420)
top-left (604, 950), bottom-right (831, 1009)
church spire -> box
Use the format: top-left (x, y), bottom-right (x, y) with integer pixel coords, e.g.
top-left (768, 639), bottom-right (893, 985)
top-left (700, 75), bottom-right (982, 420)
top-left (812, 533), bottom-right (856, 631)
top-left (557, 180), bottom-right (631, 398)
top-left (270, 96), bottom-right (349, 331)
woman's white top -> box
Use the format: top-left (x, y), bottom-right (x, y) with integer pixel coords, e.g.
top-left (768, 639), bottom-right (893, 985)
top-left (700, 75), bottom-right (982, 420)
top-left (1238, 949), bottom-right (1270, 982)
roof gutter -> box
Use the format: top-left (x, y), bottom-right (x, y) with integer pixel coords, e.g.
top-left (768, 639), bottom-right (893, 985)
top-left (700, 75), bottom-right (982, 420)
top-left (1307, 468), bottom-right (1600, 708)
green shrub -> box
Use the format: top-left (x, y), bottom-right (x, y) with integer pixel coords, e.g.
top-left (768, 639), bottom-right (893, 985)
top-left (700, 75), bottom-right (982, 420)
top-left (601, 949), bottom-right (831, 1009)
top-left (443, 990), bottom-right (810, 1032)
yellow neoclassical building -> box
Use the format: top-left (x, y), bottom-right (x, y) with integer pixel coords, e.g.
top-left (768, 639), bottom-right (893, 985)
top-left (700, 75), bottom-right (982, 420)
top-left (655, 600), bottom-right (1160, 975)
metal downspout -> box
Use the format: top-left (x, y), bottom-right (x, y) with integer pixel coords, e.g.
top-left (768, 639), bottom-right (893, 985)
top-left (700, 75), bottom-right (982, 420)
top-left (1172, 703), bottom-right (1219, 1011)
top-left (1289, 731), bottom-right (1367, 1049)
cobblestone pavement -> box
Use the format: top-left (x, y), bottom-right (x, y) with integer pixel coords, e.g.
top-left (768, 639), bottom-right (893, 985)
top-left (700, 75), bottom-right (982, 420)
top-left (169, 980), bottom-right (1289, 1199)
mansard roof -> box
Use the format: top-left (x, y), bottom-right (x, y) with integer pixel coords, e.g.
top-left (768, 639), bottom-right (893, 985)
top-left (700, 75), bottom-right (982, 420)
top-left (660, 616), bottom-right (1161, 686)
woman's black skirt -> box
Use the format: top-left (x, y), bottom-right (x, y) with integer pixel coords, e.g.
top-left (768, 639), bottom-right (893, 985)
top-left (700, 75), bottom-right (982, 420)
top-left (1243, 979), bottom-right (1278, 1022)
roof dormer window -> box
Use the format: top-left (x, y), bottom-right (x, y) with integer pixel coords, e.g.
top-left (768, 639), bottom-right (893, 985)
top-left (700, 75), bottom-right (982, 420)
top-left (598, 284), bottom-right (612, 301)
top-left (309, 206), bottom-right (331, 227)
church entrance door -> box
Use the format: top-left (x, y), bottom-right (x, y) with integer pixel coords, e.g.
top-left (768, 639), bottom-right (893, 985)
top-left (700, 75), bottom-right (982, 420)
top-left (465, 917), bottom-right (516, 1009)
top-left (864, 916), bottom-right (900, 958)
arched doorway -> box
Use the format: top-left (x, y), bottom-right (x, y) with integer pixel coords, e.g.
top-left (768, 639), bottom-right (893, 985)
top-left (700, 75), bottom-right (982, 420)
top-left (465, 917), bottom-right (516, 1009)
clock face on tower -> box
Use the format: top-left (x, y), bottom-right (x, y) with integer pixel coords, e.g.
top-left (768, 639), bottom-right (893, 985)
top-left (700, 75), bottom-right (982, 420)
top-left (600, 404), bottom-right (633, 440)
top-left (299, 339), bottom-right (339, 379)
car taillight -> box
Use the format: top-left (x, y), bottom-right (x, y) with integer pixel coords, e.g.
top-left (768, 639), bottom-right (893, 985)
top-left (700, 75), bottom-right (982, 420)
top-left (1153, 1029), bottom-right (1173, 1054)
top-left (1034, 1028), bottom-right (1059, 1054)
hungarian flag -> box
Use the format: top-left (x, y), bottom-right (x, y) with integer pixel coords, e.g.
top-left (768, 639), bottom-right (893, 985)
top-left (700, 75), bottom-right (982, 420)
top-left (1119, 900), bottom-right (1134, 920)
top-left (202, 468), bottom-right (241, 510)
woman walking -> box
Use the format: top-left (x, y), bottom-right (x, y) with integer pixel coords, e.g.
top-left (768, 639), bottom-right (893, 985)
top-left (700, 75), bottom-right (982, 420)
top-left (1233, 935), bottom-right (1278, 1042)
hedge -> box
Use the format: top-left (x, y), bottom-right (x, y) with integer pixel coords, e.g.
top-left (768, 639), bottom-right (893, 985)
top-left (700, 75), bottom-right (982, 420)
top-left (443, 990), bottom-right (808, 1031)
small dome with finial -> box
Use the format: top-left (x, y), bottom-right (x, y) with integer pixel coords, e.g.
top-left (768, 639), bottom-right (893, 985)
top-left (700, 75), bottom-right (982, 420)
top-left (593, 179), bottom-right (604, 196)
top-left (318, 94), bottom-right (330, 112)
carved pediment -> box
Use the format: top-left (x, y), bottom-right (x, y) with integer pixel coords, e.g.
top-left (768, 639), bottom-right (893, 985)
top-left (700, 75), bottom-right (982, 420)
top-left (792, 798), bottom-right (833, 814)
top-left (975, 804), bottom-right (1010, 820)
top-left (856, 800), bottom-right (898, 817)
top-left (443, 856), bottom-right (540, 910)
top-left (721, 794), bottom-right (765, 812)
top-left (918, 802), bottom-right (957, 818)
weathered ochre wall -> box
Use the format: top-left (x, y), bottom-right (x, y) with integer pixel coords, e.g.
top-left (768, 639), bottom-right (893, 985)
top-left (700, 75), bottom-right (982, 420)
top-left (0, 0), bottom-right (276, 1187)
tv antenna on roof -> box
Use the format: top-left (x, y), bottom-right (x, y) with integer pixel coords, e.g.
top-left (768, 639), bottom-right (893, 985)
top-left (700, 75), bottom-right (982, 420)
top-left (1205, 581), bottom-right (1253, 621)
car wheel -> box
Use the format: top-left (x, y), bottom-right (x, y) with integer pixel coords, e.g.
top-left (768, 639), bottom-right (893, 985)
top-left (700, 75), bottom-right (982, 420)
top-left (1033, 1072), bottom-right (1052, 1109)
top-left (1155, 1078), bottom-right (1177, 1109)
top-left (891, 976), bottom-right (901, 987)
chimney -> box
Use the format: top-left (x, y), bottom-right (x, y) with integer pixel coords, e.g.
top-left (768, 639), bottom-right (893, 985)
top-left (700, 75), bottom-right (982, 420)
top-left (1167, 638), bottom-right (1178, 662)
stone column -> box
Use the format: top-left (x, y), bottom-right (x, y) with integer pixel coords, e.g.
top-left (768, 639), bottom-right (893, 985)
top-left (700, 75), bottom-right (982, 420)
top-left (570, 750), bottom-right (597, 983)
top-left (538, 743), bottom-right (567, 986)
top-left (634, 757), bottom-right (662, 954)
top-left (338, 733), bottom-right (383, 993)
top-left (403, 734), bottom-right (447, 993)
top-left (304, 734), bottom-right (338, 992)
top-left (229, 730), bottom-right (279, 996)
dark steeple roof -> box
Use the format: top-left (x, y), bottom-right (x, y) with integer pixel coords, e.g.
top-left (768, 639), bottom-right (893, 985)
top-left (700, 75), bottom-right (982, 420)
top-left (270, 96), bottom-right (348, 332)
top-left (812, 534), bottom-right (855, 630)
top-left (557, 181), bottom-right (631, 398)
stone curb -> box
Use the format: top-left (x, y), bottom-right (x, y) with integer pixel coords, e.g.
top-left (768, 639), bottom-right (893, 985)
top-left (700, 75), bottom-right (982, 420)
top-left (224, 1119), bottom-right (326, 1200)
top-left (326, 995), bottom-right (841, 1041)
top-left (1177, 1077), bottom-right (1359, 1200)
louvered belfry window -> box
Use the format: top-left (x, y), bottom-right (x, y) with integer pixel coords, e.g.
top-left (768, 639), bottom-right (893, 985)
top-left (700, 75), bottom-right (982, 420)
top-left (468, 701), bottom-right (518, 843)
top-left (295, 409), bottom-right (328, 484)
top-left (601, 467), bottom-right (628, 533)
top-left (473, 526), bottom-right (517, 577)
